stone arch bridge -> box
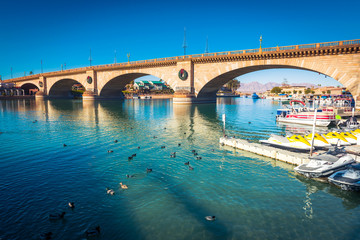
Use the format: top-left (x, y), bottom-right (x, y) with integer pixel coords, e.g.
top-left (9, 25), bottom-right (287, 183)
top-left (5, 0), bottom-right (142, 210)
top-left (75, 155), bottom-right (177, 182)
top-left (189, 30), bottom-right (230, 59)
top-left (5, 39), bottom-right (360, 104)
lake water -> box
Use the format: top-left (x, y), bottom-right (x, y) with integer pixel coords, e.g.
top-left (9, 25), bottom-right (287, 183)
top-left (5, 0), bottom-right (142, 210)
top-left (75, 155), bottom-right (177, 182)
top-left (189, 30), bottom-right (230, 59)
top-left (0, 98), bottom-right (359, 240)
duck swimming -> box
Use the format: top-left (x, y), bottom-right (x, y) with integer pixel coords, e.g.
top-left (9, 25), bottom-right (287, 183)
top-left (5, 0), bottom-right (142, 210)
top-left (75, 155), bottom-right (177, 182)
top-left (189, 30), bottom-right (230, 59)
top-left (128, 156), bottom-right (133, 160)
top-left (106, 188), bottom-right (115, 195)
top-left (114, 140), bottom-right (118, 143)
top-left (184, 161), bottom-right (190, 165)
top-left (205, 216), bottom-right (216, 221)
top-left (86, 226), bottom-right (100, 237)
top-left (146, 168), bottom-right (152, 173)
top-left (63, 144), bottom-right (67, 147)
top-left (132, 153), bottom-right (136, 157)
top-left (49, 212), bottom-right (65, 220)
top-left (178, 143), bottom-right (181, 147)
top-left (108, 150), bottom-right (113, 153)
top-left (68, 202), bottom-right (75, 208)
top-left (120, 182), bottom-right (128, 189)
top-left (189, 166), bottom-right (194, 170)
top-left (196, 157), bottom-right (202, 160)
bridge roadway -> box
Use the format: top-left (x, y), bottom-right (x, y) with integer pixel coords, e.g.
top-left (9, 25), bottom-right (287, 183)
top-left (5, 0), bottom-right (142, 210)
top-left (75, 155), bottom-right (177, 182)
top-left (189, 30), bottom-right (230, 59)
top-left (4, 39), bottom-right (360, 104)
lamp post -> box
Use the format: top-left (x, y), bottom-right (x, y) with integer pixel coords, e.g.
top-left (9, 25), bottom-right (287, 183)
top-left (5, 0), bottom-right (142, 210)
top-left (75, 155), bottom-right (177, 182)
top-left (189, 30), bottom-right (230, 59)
top-left (259, 35), bottom-right (263, 53)
top-left (114, 50), bottom-right (117, 64)
top-left (127, 53), bottom-right (130, 63)
top-left (89, 48), bottom-right (92, 66)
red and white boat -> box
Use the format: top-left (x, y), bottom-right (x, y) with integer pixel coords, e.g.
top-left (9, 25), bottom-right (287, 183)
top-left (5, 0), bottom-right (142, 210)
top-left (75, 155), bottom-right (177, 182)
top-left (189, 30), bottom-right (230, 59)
top-left (276, 100), bottom-right (336, 127)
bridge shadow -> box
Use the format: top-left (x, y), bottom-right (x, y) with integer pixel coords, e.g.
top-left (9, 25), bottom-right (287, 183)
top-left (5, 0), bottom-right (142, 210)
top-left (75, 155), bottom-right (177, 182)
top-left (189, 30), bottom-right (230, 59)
top-left (149, 172), bottom-right (230, 239)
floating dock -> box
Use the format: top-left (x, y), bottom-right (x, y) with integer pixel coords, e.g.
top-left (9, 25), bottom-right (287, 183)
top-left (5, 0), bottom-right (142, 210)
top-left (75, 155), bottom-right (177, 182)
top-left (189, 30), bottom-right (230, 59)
top-left (220, 137), bottom-right (311, 166)
top-left (220, 137), bottom-right (360, 165)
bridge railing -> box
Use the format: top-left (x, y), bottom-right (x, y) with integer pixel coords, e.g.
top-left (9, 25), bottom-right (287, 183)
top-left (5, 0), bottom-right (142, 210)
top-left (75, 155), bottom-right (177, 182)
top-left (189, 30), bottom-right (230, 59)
top-left (5, 39), bottom-right (360, 81)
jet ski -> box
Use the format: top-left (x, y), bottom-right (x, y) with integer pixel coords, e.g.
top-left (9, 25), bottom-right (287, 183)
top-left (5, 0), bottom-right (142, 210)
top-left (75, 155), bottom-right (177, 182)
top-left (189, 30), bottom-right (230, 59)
top-left (294, 146), bottom-right (355, 178)
top-left (339, 132), bottom-right (357, 145)
top-left (303, 133), bottom-right (331, 148)
top-left (350, 129), bottom-right (360, 137)
top-left (260, 134), bottom-right (312, 150)
top-left (328, 164), bottom-right (360, 191)
top-left (322, 132), bottom-right (351, 146)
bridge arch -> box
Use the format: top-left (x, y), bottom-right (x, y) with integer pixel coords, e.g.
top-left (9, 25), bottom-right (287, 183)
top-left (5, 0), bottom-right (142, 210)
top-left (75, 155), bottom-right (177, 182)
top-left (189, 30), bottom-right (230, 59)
top-left (195, 57), bottom-right (359, 99)
top-left (48, 78), bottom-right (84, 98)
top-left (20, 83), bottom-right (39, 95)
top-left (97, 68), bottom-right (176, 98)
top-left (99, 73), bottom-right (148, 98)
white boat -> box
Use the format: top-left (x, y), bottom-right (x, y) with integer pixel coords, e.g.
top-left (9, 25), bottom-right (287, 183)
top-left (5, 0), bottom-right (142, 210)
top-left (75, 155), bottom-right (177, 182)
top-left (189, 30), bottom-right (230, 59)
top-left (260, 134), bottom-right (312, 150)
top-left (276, 100), bottom-right (335, 127)
top-left (328, 164), bottom-right (360, 191)
top-left (140, 95), bottom-right (152, 99)
top-left (294, 147), bottom-right (355, 178)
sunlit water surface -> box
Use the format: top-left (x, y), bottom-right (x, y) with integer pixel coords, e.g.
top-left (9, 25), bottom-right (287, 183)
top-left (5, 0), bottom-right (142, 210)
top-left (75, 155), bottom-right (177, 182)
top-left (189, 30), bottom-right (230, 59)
top-left (0, 98), bottom-right (359, 240)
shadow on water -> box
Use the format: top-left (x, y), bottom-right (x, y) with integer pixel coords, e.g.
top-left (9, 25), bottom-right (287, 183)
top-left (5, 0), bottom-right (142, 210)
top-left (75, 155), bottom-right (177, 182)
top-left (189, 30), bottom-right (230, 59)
top-left (151, 172), bottom-right (230, 239)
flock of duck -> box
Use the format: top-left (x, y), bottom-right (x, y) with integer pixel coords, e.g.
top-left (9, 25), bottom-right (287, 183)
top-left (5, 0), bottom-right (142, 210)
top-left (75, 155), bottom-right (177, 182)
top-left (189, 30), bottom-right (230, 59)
top-left (42, 136), bottom-right (216, 239)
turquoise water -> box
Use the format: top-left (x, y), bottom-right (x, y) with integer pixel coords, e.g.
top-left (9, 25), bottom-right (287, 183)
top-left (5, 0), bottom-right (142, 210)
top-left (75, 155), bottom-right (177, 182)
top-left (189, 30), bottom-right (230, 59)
top-left (0, 98), bottom-right (359, 240)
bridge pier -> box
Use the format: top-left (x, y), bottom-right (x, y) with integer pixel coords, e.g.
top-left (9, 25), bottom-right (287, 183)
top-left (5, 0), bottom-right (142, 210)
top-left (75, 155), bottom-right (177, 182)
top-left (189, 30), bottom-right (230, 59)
top-left (173, 92), bottom-right (216, 104)
top-left (82, 90), bottom-right (97, 100)
top-left (35, 91), bottom-right (47, 99)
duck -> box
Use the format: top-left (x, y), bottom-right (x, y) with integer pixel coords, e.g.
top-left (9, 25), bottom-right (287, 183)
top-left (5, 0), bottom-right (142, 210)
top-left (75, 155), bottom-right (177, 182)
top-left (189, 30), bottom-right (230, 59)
top-left (137, 146), bottom-right (141, 149)
top-left (194, 152), bottom-right (198, 156)
top-left (146, 168), bottom-right (152, 173)
top-left (153, 136), bottom-right (157, 139)
top-left (114, 140), bottom-right (118, 143)
top-left (40, 232), bottom-right (52, 240)
top-left (128, 156), bottom-right (133, 160)
top-left (191, 150), bottom-right (196, 153)
top-left (120, 182), bottom-right (128, 189)
top-left (49, 212), bottom-right (66, 220)
top-left (33, 120), bottom-right (37, 123)
top-left (126, 174), bottom-right (134, 178)
top-left (68, 202), bottom-right (75, 208)
top-left (132, 153), bottom-right (136, 157)
top-left (85, 226), bottom-right (100, 237)
top-left (211, 149), bottom-right (215, 152)
top-left (106, 188), bottom-right (115, 195)
top-left (205, 216), bottom-right (216, 221)
top-left (196, 157), bottom-right (202, 160)
top-left (161, 146), bottom-right (166, 149)
top-left (184, 161), bottom-right (190, 165)
top-left (107, 150), bottom-right (113, 153)
top-left (63, 144), bottom-right (67, 147)
top-left (248, 121), bottom-right (251, 124)
top-left (189, 166), bottom-right (194, 170)
top-left (178, 143), bottom-right (181, 147)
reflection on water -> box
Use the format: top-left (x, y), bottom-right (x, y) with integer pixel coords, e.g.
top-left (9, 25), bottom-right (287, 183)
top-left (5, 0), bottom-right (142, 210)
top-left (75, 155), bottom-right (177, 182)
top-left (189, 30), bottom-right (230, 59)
top-left (0, 98), bottom-right (359, 240)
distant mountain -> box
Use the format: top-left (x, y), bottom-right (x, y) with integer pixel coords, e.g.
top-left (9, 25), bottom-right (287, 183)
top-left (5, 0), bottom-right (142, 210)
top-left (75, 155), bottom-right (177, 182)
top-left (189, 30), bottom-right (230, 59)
top-left (238, 81), bottom-right (317, 93)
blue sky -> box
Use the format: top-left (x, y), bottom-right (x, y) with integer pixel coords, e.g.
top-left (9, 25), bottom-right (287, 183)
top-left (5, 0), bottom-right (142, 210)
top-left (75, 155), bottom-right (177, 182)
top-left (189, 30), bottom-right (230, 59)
top-left (1, 0), bottom-right (359, 86)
